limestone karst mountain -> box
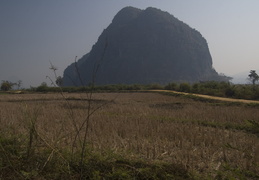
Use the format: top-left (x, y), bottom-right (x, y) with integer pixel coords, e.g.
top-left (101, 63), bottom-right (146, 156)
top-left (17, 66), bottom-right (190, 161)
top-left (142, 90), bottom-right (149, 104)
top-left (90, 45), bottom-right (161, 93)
top-left (63, 7), bottom-right (227, 86)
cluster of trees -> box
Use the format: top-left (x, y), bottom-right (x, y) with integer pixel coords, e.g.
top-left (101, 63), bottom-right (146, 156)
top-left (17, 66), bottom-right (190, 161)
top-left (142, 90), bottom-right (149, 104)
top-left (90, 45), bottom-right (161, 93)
top-left (0, 80), bottom-right (22, 91)
top-left (165, 70), bottom-right (259, 100)
top-left (165, 81), bottom-right (259, 100)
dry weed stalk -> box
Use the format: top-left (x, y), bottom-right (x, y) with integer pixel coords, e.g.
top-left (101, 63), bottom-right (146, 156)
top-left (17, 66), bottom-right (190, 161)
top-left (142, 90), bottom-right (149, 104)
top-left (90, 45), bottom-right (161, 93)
top-left (46, 40), bottom-right (109, 178)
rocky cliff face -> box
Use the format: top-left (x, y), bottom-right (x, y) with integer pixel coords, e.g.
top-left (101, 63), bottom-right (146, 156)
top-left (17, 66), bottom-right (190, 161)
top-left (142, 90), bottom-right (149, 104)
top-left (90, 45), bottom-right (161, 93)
top-left (63, 7), bottom-right (226, 86)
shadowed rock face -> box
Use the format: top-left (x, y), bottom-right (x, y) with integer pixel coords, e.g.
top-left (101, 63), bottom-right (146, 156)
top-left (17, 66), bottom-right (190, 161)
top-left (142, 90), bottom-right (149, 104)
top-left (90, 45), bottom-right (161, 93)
top-left (63, 7), bottom-right (225, 86)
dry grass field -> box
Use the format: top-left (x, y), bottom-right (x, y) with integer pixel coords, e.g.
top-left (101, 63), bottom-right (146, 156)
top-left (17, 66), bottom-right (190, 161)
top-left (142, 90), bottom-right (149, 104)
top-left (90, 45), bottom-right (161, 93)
top-left (0, 92), bottom-right (259, 179)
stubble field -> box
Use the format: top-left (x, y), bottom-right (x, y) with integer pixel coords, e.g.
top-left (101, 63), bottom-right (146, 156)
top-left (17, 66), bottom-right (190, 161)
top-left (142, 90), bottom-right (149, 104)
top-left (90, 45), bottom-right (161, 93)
top-left (0, 92), bottom-right (259, 179)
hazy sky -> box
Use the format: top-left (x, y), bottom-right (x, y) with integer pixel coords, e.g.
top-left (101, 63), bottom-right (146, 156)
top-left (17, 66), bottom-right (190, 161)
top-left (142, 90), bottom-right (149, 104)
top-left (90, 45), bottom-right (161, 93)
top-left (1, 0), bottom-right (258, 87)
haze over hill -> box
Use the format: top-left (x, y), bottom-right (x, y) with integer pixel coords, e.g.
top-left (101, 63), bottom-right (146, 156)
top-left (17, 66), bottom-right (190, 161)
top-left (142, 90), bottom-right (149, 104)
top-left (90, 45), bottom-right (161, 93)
top-left (63, 7), bottom-right (228, 86)
top-left (231, 69), bottom-right (259, 84)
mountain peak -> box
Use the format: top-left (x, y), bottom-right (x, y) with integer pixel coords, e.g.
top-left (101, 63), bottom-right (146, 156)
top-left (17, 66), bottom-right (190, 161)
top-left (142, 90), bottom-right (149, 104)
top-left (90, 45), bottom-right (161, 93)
top-left (112, 6), bottom-right (141, 25)
top-left (63, 7), bottom-right (227, 86)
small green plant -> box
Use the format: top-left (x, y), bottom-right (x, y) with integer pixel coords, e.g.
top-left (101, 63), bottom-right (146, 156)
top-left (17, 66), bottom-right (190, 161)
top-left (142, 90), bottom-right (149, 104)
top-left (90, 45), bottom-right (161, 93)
top-left (246, 120), bottom-right (259, 136)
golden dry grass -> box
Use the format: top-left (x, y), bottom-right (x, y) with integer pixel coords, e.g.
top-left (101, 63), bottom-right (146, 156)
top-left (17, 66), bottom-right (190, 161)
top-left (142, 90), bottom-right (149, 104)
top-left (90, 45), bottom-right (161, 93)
top-left (0, 92), bottom-right (259, 177)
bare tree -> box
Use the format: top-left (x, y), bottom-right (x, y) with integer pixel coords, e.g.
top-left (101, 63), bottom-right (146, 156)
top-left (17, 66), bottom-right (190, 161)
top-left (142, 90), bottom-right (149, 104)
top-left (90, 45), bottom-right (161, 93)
top-left (17, 80), bottom-right (22, 89)
top-left (55, 76), bottom-right (63, 87)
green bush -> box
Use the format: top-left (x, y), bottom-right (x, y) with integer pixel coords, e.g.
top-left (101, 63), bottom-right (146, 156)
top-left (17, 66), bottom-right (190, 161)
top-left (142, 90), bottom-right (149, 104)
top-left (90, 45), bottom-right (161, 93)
top-left (165, 83), bottom-right (178, 91)
top-left (179, 83), bottom-right (191, 93)
top-left (191, 83), bottom-right (200, 93)
top-left (145, 84), bottom-right (163, 90)
top-left (225, 87), bottom-right (235, 97)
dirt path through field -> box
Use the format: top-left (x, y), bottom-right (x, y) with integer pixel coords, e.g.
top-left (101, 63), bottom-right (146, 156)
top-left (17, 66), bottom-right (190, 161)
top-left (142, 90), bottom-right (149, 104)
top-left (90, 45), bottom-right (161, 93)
top-left (150, 89), bottom-right (259, 104)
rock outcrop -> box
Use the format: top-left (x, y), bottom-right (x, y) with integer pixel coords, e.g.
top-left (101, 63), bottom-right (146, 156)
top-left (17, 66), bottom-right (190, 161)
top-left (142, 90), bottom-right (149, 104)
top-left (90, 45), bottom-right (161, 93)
top-left (63, 7), bottom-right (226, 86)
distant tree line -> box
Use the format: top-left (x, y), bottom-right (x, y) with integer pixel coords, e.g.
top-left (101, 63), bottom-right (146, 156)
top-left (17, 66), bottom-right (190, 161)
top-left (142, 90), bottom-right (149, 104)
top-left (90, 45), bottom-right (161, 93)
top-left (3, 71), bottom-right (259, 100)
top-left (30, 83), bottom-right (164, 93)
top-left (28, 81), bottom-right (259, 100)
